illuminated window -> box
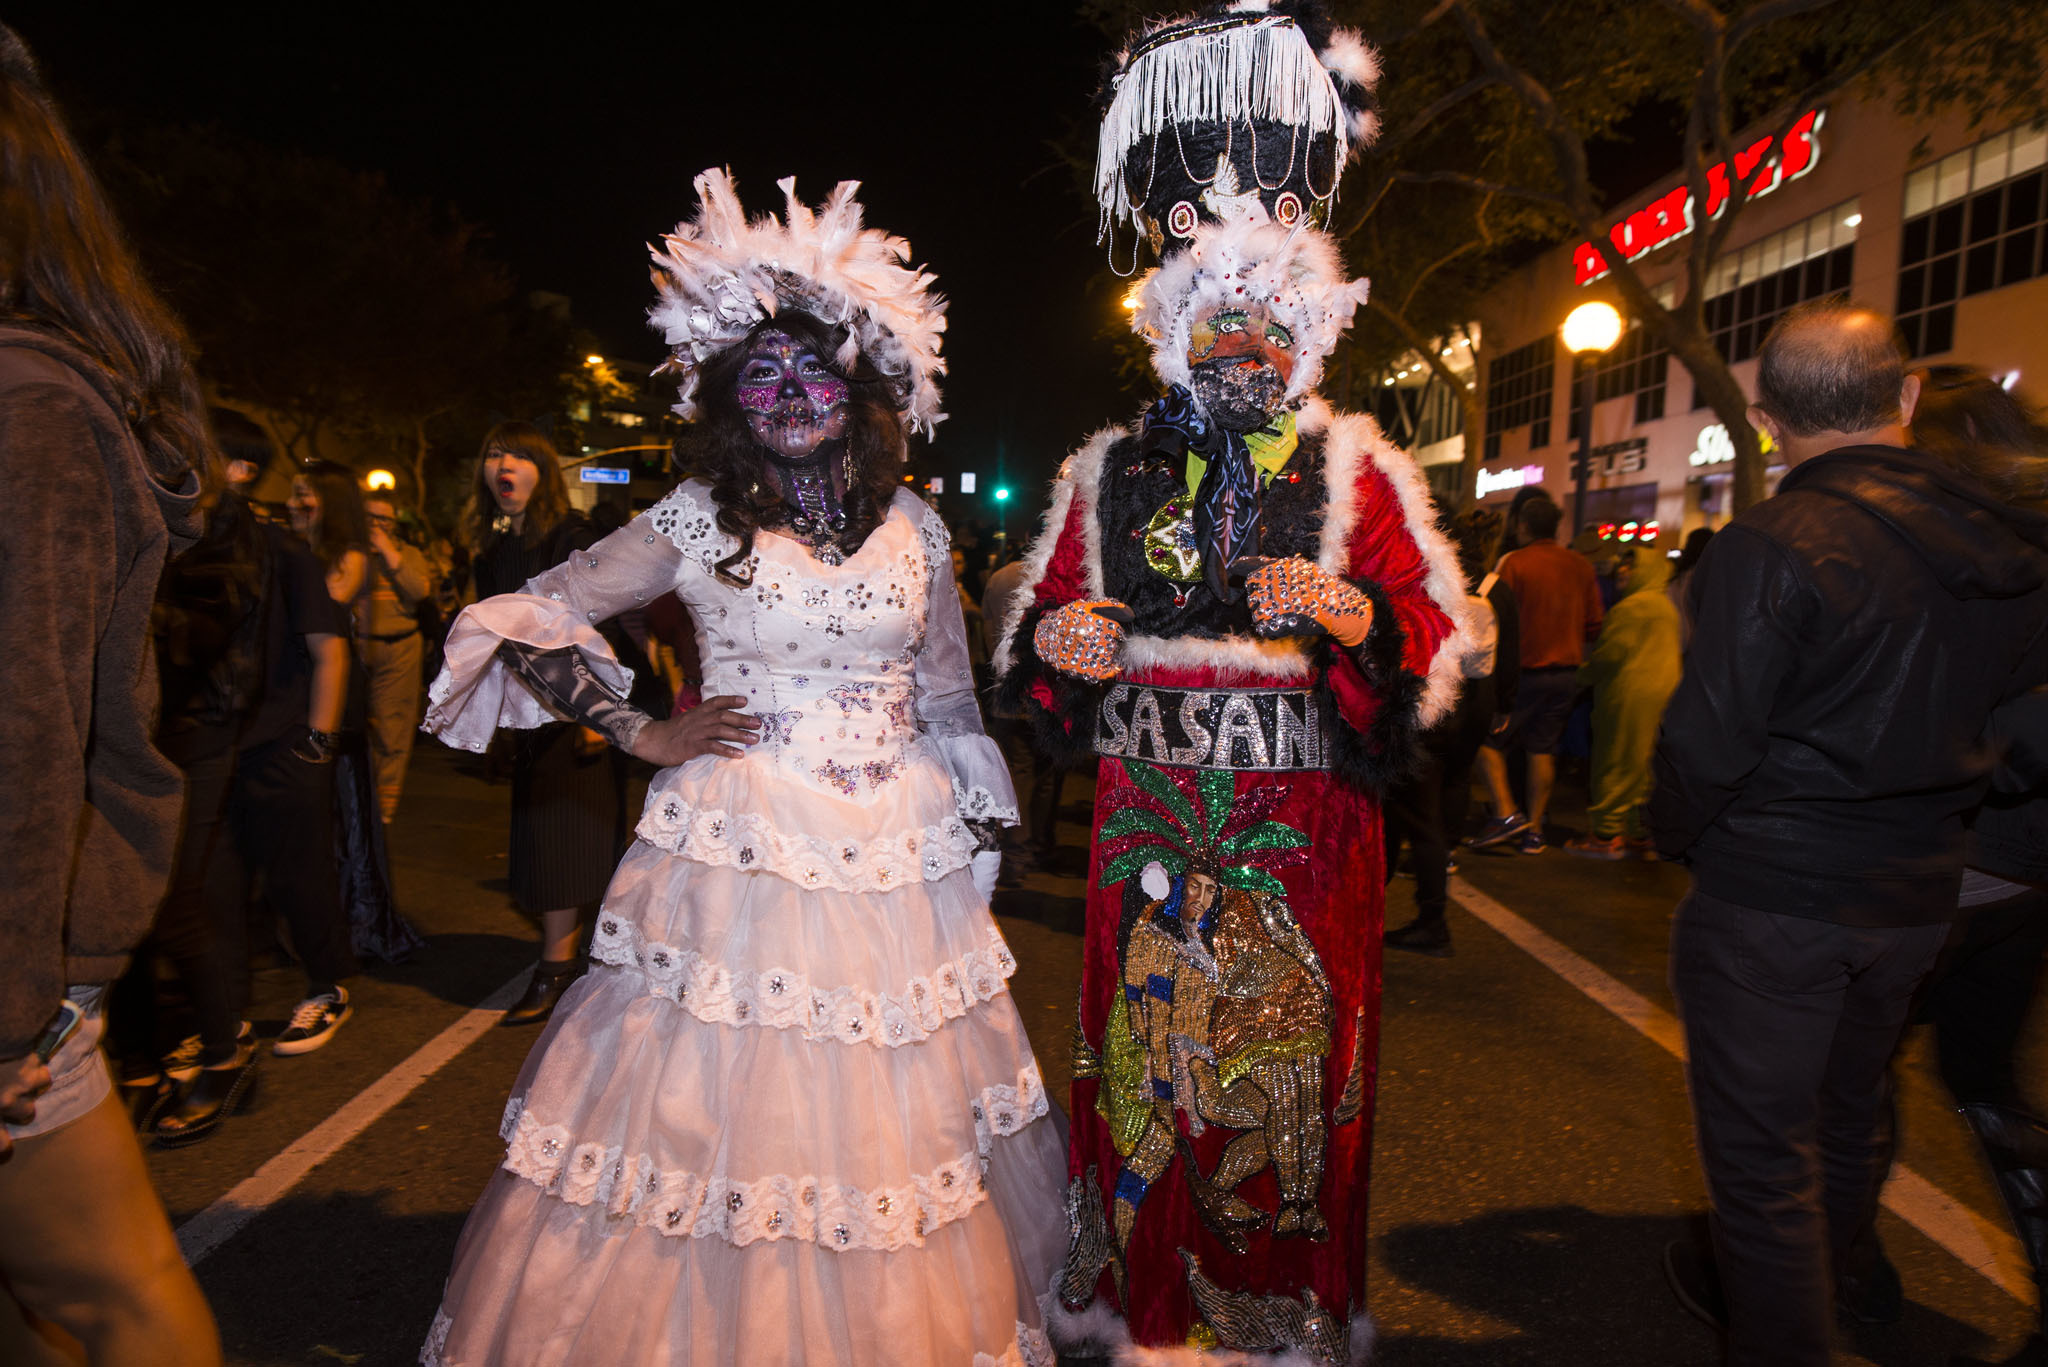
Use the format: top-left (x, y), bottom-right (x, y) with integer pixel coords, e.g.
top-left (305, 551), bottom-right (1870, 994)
top-left (1483, 336), bottom-right (1556, 461)
top-left (1700, 199), bottom-right (1859, 373)
top-left (1897, 121), bottom-right (2048, 358)
top-left (1569, 320), bottom-right (1668, 438)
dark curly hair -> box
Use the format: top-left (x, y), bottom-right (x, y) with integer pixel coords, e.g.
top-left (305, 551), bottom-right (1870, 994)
top-left (683, 311), bottom-right (908, 585)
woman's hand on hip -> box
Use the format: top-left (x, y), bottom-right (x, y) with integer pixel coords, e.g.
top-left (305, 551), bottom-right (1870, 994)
top-left (629, 695), bottom-right (762, 765)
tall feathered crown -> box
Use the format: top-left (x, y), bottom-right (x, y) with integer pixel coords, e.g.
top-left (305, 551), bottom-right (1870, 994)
top-left (1096, 0), bottom-right (1380, 270)
top-left (647, 169), bottom-right (947, 435)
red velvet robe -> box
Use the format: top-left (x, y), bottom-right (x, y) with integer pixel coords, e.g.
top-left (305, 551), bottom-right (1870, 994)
top-left (997, 399), bottom-right (1465, 1360)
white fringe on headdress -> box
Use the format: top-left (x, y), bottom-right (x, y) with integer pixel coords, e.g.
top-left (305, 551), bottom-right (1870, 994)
top-left (1131, 218), bottom-right (1369, 406)
top-left (1096, 4), bottom-right (1381, 232)
top-left (647, 169), bottom-right (947, 435)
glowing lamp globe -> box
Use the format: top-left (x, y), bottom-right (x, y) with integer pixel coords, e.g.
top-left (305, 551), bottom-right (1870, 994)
top-left (365, 469), bottom-right (397, 492)
top-left (1561, 301), bottom-right (1623, 356)
top-left (1556, 301), bottom-right (1622, 358)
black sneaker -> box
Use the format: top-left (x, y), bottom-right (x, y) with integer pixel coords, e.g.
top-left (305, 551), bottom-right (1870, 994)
top-left (1467, 813), bottom-right (1532, 849)
top-left (1517, 829), bottom-right (1550, 855)
top-left (1385, 919), bottom-right (1453, 958)
top-left (273, 987), bottom-right (353, 1056)
top-left (1663, 1239), bottom-right (1727, 1331)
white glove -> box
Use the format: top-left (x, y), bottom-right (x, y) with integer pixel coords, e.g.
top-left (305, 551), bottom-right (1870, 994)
top-left (971, 850), bottom-right (1002, 903)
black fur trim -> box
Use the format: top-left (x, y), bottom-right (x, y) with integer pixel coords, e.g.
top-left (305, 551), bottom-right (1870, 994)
top-left (1325, 577), bottom-right (1427, 796)
top-left (995, 601), bottom-right (1106, 774)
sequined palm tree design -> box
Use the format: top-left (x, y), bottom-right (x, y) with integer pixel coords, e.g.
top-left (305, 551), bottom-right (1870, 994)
top-left (1084, 759), bottom-right (1334, 1279)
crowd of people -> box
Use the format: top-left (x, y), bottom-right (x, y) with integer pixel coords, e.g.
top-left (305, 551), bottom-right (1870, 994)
top-left (12, 6), bottom-right (2048, 1367)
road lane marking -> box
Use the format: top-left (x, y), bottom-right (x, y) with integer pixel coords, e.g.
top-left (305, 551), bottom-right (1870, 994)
top-left (177, 971), bottom-right (528, 1265)
top-left (1448, 876), bottom-right (2035, 1305)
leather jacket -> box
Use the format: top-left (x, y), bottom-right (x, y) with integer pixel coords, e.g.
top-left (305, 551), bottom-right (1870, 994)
top-left (1974, 687), bottom-right (2048, 886)
top-left (1651, 444), bottom-right (2048, 925)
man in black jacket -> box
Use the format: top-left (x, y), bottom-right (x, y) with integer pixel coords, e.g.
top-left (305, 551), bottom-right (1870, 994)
top-left (1651, 300), bottom-right (2048, 1366)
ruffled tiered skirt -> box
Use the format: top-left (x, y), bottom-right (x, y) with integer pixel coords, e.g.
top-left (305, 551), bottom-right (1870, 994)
top-left (423, 831), bottom-right (1066, 1366)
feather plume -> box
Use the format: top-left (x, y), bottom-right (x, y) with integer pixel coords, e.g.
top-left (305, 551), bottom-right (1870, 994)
top-left (647, 169), bottom-right (947, 435)
top-left (1131, 218), bottom-right (1368, 405)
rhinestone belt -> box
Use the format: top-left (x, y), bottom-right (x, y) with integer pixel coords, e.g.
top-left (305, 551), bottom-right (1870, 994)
top-left (1095, 683), bottom-right (1331, 772)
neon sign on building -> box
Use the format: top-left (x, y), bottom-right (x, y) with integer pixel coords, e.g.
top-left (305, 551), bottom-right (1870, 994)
top-left (1574, 109), bottom-right (1824, 287)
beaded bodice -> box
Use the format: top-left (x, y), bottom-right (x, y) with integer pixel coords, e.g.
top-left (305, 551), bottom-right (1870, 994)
top-left (649, 482), bottom-right (948, 804)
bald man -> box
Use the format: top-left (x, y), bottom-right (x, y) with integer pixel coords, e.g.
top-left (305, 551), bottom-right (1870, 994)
top-left (1650, 301), bottom-right (2048, 1364)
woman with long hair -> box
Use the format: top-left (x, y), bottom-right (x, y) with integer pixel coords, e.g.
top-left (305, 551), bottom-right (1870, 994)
top-left (0, 22), bottom-right (221, 1365)
top-left (288, 459), bottom-right (423, 970)
top-left (418, 172), bottom-right (1062, 1366)
top-left (1901, 368), bottom-right (2048, 1367)
top-left (460, 420), bottom-right (640, 1025)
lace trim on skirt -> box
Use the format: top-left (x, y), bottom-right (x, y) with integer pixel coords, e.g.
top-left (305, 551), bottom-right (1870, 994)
top-left (494, 1062), bottom-right (1048, 1253)
top-left (634, 801), bottom-right (979, 893)
top-left (587, 917), bottom-right (1019, 1047)
top-left (420, 1308), bottom-right (1054, 1367)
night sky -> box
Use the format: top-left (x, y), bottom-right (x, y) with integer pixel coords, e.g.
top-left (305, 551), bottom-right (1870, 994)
top-left (12, 5), bottom-right (1142, 499)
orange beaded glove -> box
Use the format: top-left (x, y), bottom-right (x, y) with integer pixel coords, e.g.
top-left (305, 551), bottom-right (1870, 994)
top-left (1034, 599), bottom-right (1133, 682)
top-left (1243, 557), bottom-right (1374, 647)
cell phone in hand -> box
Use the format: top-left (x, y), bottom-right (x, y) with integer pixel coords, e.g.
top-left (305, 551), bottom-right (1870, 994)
top-left (32, 1000), bottom-right (83, 1063)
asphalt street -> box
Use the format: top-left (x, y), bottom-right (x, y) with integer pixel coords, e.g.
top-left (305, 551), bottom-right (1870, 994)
top-left (73, 746), bottom-right (2047, 1365)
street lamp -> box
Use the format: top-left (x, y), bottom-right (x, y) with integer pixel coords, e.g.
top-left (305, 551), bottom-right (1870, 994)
top-left (1561, 300), bottom-right (1623, 538)
top-left (993, 485), bottom-right (1011, 542)
top-left (364, 468), bottom-right (397, 492)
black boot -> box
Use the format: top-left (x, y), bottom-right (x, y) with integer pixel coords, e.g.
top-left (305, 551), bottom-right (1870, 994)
top-left (501, 958), bottom-right (585, 1027)
top-left (1385, 917), bottom-right (1453, 957)
top-left (153, 1044), bottom-right (259, 1148)
top-left (1955, 1102), bottom-right (2048, 1364)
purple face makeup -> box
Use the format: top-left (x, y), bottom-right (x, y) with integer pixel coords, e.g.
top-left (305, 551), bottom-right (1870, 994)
top-left (737, 329), bottom-right (852, 459)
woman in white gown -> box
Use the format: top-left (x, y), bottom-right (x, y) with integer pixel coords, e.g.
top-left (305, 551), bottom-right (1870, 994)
top-left (417, 171), bottom-right (1066, 1367)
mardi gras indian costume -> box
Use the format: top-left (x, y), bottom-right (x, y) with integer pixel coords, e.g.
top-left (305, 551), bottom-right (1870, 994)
top-left (418, 171), bottom-right (1065, 1367)
top-left (994, 5), bottom-right (1467, 1361)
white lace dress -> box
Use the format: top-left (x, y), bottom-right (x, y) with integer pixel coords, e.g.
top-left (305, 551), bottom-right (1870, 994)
top-left (419, 484), bottom-right (1065, 1367)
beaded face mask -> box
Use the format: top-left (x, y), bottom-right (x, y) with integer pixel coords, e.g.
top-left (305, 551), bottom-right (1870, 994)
top-left (737, 329), bottom-right (852, 460)
top-left (1186, 304), bottom-right (1294, 432)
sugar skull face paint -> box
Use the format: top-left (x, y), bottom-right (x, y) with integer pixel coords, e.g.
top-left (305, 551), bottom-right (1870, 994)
top-left (736, 329), bottom-right (851, 460)
top-left (1186, 304), bottom-right (1295, 431)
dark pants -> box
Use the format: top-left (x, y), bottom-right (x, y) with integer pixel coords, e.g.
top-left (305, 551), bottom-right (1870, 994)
top-left (109, 738), bottom-right (243, 1070)
top-left (230, 731), bottom-right (359, 991)
top-left (1925, 884), bottom-right (2048, 1107)
top-left (1671, 890), bottom-right (1948, 1366)
top-left (1384, 676), bottom-right (1495, 923)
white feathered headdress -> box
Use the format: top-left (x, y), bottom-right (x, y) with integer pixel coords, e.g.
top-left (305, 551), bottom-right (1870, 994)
top-left (1132, 217), bottom-right (1370, 406)
top-left (647, 169), bottom-right (947, 435)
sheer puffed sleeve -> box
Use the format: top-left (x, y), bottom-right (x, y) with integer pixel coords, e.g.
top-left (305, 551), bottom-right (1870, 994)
top-left (911, 500), bottom-right (1019, 826)
top-left (423, 502), bottom-right (687, 752)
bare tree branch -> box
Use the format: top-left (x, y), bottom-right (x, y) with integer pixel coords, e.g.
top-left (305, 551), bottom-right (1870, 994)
top-left (1399, 238), bottom-right (1483, 319)
top-left (1394, 170), bottom-right (1567, 206)
top-left (1375, 76), bottom-right (1497, 160)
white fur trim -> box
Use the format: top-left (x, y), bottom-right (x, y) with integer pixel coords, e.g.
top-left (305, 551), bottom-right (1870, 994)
top-left (1315, 405), bottom-right (1470, 727)
top-left (1048, 1290), bottom-right (1376, 1366)
top-left (648, 169), bottom-right (947, 435)
top-left (1320, 29), bottom-right (1382, 116)
top-left (1133, 222), bottom-right (1369, 406)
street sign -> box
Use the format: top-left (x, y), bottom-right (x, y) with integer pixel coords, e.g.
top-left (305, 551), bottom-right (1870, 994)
top-left (960, 472), bottom-right (978, 494)
top-left (580, 467), bottom-right (630, 484)
top-left (927, 476), bottom-right (945, 495)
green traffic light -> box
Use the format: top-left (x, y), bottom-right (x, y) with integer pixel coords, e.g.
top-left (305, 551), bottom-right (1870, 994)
top-left (994, 487), bottom-right (1010, 501)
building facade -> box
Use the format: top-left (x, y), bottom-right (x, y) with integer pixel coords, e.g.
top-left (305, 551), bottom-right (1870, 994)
top-left (1432, 86), bottom-right (2048, 544)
